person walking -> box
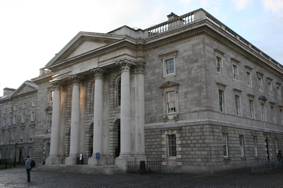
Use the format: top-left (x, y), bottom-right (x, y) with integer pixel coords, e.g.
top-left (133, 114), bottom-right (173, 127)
top-left (277, 150), bottom-right (282, 169)
top-left (25, 155), bottom-right (32, 182)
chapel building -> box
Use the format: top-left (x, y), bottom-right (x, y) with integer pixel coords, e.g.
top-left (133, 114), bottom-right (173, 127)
top-left (1, 8), bottom-right (283, 173)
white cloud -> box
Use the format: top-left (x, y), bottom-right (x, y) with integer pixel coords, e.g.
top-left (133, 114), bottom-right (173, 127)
top-left (262, 0), bottom-right (283, 16)
top-left (179, 0), bottom-right (193, 4)
top-left (233, 0), bottom-right (253, 10)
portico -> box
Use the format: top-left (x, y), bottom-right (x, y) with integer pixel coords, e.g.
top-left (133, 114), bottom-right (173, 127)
top-left (45, 41), bottom-right (146, 169)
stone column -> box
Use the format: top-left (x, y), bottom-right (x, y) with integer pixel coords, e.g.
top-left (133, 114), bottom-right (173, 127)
top-left (65, 75), bottom-right (81, 165)
top-left (88, 68), bottom-right (104, 165)
top-left (46, 81), bottom-right (61, 165)
top-left (134, 62), bottom-right (146, 159)
top-left (115, 60), bottom-right (135, 161)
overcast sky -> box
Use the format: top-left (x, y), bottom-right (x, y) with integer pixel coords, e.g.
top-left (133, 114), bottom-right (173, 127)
top-left (0, 0), bottom-right (283, 96)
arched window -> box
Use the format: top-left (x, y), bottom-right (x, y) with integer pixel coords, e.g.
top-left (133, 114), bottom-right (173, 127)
top-left (117, 78), bottom-right (121, 107)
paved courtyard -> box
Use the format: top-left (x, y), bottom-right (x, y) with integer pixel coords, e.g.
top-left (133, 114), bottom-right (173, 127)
top-left (0, 165), bottom-right (283, 188)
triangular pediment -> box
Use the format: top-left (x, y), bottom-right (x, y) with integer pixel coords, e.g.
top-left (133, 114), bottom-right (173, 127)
top-left (258, 95), bottom-right (267, 101)
top-left (160, 81), bottom-right (180, 89)
top-left (11, 81), bottom-right (38, 97)
top-left (46, 32), bottom-right (123, 68)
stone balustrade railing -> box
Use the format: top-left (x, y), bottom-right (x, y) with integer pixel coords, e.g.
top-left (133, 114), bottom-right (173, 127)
top-left (145, 8), bottom-right (283, 72)
top-left (147, 11), bottom-right (195, 37)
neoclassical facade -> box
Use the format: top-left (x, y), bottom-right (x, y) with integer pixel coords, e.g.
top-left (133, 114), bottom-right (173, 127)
top-left (1, 9), bottom-right (283, 173)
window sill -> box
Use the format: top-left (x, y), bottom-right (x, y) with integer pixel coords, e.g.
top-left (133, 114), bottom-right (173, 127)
top-left (164, 74), bottom-right (176, 78)
top-left (224, 157), bottom-right (231, 161)
top-left (167, 157), bottom-right (177, 160)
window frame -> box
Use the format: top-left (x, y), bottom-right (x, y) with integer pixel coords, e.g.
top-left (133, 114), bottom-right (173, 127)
top-left (254, 136), bottom-right (258, 157)
top-left (159, 51), bottom-right (178, 78)
top-left (276, 82), bottom-right (281, 99)
top-left (160, 82), bottom-right (180, 121)
top-left (22, 114), bottom-right (25, 123)
top-left (239, 135), bottom-right (245, 157)
top-left (217, 82), bottom-right (227, 113)
top-left (245, 65), bottom-right (253, 87)
top-left (223, 133), bottom-right (228, 158)
top-left (267, 77), bottom-right (273, 96)
top-left (256, 72), bottom-right (264, 92)
top-left (235, 95), bottom-right (240, 116)
top-left (249, 99), bottom-right (254, 119)
top-left (168, 134), bottom-right (177, 157)
top-left (31, 111), bottom-right (35, 122)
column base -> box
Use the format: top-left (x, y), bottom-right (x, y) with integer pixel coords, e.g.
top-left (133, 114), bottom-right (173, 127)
top-left (65, 155), bottom-right (77, 165)
top-left (46, 156), bottom-right (62, 165)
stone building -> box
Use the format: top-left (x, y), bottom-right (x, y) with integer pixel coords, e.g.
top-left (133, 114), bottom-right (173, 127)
top-left (1, 8), bottom-right (283, 173)
top-left (0, 81), bottom-right (38, 162)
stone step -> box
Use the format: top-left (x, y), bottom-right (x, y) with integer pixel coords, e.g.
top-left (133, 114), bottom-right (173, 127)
top-left (35, 164), bottom-right (124, 175)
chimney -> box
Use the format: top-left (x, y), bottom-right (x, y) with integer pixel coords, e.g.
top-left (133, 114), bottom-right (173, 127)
top-left (3, 87), bottom-right (16, 96)
top-left (167, 12), bottom-right (179, 20)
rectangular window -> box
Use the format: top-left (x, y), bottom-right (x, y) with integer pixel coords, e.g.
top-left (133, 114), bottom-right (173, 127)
top-left (49, 90), bottom-right (54, 102)
top-left (219, 90), bottom-right (224, 112)
top-left (239, 135), bottom-right (245, 157)
top-left (3, 118), bottom-right (5, 126)
top-left (21, 129), bottom-right (24, 139)
top-left (249, 100), bottom-right (254, 119)
top-left (275, 139), bottom-right (278, 154)
top-left (268, 82), bottom-right (273, 96)
top-left (261, 104), bottom-right (265, 121)
top-left (8, 131), bottom-right (10, 142)
top-left (2, 132), bottom-right (4, 142)
top-left (235, 95), bottom-right (240, 115)
top-left (12, 130), bottom-right (15, 140)
top-left (14, 105), bottom-right (17, 111)
top-left (22, 114), bottom-right (25, 123)
top-left (166, 58), bottom-right (175, 75)
top-left (281, 110), bottom-right (283, 125)
top-left (216, 57), bottom-right (222, 73)
top-left (271, 107), bottom-right (274, 123)
top-left (32, 101), bottom-right (36, 106)
top-left (10, 107), bottom-right (12, 112)
top-left (223, 133), bottom-right (228, 157)
top-left (29, 148), bottom-right (32, 158)
top-left (168, 135), bottom-right (176, 157)
top-left (233, 65), bottom-right (238, 80)
top-left (23, 102), bottom-right (26, 108)
top-left (13, 115), bottom-right (16, 124)
top-left (166, 91), bottom-right (176, 114)
top-left (277, 86), bottom-right (281, 99)
top-left (9, 115), bottom-right (12, 125)
top-left (254, 137), bottom-right (258, 157)
top-left (0, 150), bottom-right (2, 159)
top-left (49, 113), bottom-right (52, 127)
top-left (247, 72), bottom-right (251, 86)
top-left (258, 77), bottom-right (263, 91)
top-left (11, 149), bottom-right (13, 159)
top-left (30, 127), bottom-right (34, 138)
top-left (31, 112), bottom-right (35, 121)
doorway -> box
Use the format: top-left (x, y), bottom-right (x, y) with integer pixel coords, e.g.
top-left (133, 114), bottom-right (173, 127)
top-left (114, 119), bottom-right (121, 158)
top-left (265, 138), bottom-right (270, 160)
top-left (18, 149), bottom-right (22, 162)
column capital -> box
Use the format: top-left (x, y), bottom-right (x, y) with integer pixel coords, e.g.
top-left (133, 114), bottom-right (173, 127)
top-left (50, 80), bottom-right (61, 89)
top-left (90, 67), bottom-right (105, 80)
top-left (134, 61), bottom-right (146, 74)
top-left (69, 74), bottom-right (83, 84)
top-left (115, 59), bottom-right (135, 72)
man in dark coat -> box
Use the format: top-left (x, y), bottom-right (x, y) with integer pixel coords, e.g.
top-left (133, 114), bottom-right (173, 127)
top-left (25, 155), bottom-right (32, 182)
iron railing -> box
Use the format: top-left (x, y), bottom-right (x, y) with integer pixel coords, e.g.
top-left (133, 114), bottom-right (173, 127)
top-left (126, 161), bottom-right (162, 173)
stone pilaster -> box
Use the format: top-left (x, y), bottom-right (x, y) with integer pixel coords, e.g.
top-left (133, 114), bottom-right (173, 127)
top-left (134, 62), bottom-right (146, 160)
top-left (88, 68), bottom-right (105, 165)
top-left (46, 80), bottom-right (62, 165)
top-left (65, 75), bottom-right (82, 165)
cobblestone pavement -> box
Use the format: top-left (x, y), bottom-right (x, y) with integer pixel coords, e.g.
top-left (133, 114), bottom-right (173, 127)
top-left (1, 165), bottom-right (283, 188)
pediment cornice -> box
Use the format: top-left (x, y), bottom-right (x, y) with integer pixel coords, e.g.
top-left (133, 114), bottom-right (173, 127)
top-left (46, 32), bottom-right (126, 68)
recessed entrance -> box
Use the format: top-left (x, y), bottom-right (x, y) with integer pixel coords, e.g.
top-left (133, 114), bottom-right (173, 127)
top-left (114, 119), bottom-right (121, 158)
